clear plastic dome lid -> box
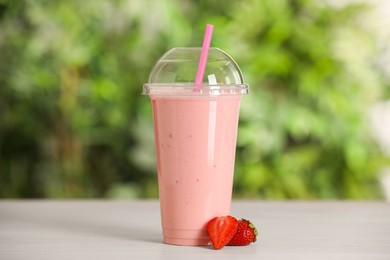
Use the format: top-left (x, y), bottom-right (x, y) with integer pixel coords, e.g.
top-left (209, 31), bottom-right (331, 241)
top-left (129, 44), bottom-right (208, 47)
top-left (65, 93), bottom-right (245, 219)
top-left (143, 48), bottom-right (248, 96)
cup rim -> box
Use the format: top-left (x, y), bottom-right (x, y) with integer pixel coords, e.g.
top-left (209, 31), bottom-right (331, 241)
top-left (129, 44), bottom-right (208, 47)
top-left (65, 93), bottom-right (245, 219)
top-left (142, 83), bottom-right (249, 96)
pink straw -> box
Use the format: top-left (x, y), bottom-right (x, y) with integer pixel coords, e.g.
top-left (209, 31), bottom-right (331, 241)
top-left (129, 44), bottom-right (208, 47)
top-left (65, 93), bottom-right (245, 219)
top-left (195, 24), bottom-right (214, 87)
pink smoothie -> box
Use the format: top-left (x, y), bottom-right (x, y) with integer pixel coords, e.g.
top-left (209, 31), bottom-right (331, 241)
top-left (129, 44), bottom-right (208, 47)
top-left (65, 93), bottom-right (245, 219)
top-left (150, 94), bottom-right (242, 246)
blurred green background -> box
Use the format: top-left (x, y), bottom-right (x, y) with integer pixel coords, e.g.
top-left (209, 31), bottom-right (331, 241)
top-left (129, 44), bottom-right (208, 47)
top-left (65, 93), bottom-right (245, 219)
top-left (1, 0), bottom-right (389, 199)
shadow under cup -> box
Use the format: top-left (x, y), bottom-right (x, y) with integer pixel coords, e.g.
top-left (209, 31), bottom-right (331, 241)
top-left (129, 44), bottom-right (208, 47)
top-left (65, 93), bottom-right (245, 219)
top-left (143, 48), bottom-right (248, 246)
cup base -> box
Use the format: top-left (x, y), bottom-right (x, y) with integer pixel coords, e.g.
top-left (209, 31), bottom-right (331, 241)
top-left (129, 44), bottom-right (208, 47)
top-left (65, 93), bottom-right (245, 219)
top-left (162, 228), bottom-right (211, 246)
top-left (163, 237), bottom-right (211, 246)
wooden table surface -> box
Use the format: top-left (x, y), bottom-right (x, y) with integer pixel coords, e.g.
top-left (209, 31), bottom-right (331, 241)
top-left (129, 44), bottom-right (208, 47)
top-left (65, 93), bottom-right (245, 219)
top-left (0, 200), bottom-right (389, 260)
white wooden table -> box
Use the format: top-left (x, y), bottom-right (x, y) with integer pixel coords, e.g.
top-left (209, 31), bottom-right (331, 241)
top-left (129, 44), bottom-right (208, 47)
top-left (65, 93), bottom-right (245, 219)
top-left (0, 200), bottom-right (389, 260)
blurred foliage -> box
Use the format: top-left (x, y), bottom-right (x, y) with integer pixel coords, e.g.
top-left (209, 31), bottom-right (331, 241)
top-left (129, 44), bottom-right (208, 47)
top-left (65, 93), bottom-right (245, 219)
top-left (0, 0), bottom-right (389, 199)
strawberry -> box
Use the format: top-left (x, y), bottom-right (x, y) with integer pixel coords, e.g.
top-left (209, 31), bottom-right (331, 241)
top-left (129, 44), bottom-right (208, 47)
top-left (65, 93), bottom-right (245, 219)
top-left (207, 215), bottom-right (238, 250)
top-left (227, 218), bottom-right (258, 246)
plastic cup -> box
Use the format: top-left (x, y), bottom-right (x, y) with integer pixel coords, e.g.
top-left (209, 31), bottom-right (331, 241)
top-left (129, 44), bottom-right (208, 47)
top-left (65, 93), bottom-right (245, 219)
top-left (143, 48), bottom-right (248, 246)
